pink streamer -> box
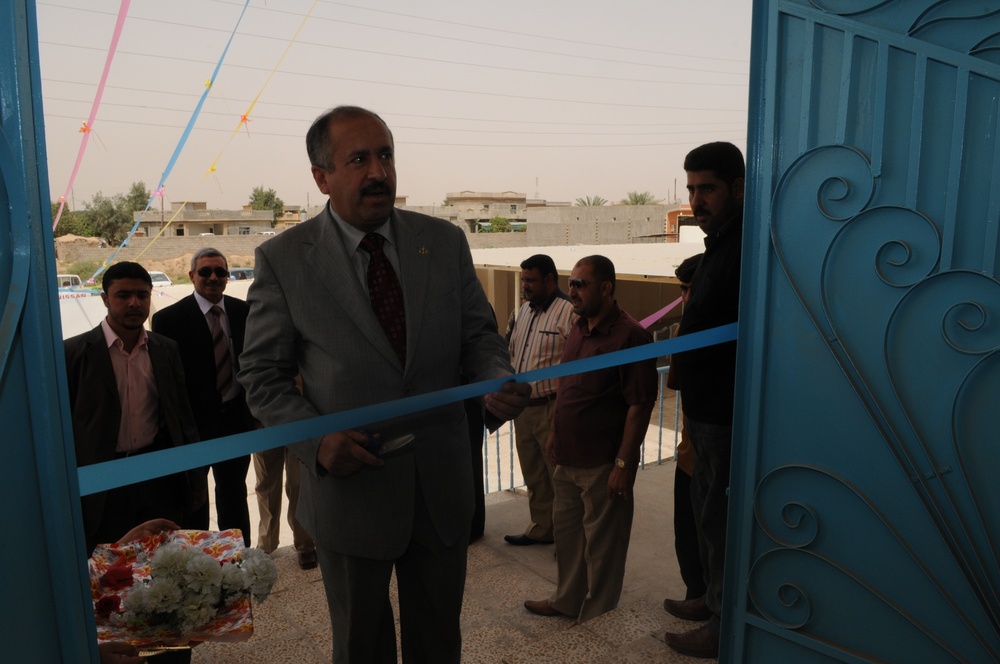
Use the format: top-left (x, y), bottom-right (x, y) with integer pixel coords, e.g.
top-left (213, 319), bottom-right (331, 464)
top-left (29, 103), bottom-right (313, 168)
top-left (640, 295), bottom-right (683, 329)
top-left (52, 0), bottom-right (132, 231)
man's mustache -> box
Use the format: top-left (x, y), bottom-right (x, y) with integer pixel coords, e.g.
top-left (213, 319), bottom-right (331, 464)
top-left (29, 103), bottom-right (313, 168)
top-left (362, 183), bottom-right (391, 196)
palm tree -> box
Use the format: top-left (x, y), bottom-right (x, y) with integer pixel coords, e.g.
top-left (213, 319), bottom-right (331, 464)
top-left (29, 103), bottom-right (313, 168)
top-left (619, 191), bottom-right (662, 205)
top-left (574, 195), bottom-right (608, 206)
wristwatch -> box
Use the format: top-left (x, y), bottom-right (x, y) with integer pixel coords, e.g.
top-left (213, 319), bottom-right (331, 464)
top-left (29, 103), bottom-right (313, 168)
top-left (615, 457), bottom-right (630, 469)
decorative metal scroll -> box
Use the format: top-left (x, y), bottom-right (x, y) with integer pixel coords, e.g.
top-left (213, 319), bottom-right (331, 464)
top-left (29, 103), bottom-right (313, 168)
top-left (745, 3), bottom-right (1000, 660)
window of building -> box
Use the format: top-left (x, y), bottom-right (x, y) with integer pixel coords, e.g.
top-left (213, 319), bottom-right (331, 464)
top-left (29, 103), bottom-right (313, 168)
top-left (509, 204), bottom-right (517, 214)
top-left (239, 227), bottom-right (251, 235)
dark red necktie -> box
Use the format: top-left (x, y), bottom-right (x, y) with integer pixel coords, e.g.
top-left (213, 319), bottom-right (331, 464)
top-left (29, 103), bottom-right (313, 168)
top-left (359, 233), bottom-right (406, 364)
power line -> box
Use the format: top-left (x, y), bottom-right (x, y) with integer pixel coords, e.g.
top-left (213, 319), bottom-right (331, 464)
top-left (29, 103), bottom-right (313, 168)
top-left (39, 31), bottom-right (748, 87)
top-left (317, 0), bottom-right (748, 64)
top-left (40, 43), bottom-right (747, 113)
top-left (44, 113), bottom-right (743, 147)
top-left (40, 1), bottom-right (749, 77)
top-left (44, 96), bottom-right (746, 136)
top-left (44, 78), bottom-right (746, 128)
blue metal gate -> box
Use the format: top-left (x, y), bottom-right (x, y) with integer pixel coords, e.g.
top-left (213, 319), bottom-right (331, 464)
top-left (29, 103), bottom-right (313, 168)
top-left (730, 1), bottom-right (1000, 661)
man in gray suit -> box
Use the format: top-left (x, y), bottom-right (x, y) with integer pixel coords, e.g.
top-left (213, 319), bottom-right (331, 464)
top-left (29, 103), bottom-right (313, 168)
top-left (238, 105), bottom-right (529, 663)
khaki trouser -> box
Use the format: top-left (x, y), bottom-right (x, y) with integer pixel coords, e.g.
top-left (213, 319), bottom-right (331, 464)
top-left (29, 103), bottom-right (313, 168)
top-left (549, 462), bottom-right (634, 622)
top-left (253, 446), bottom-right (315, 554)
top-left (513, 400), bottom-right (557, 540)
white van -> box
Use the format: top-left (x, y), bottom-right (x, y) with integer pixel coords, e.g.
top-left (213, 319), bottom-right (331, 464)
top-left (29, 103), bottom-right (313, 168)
top-left (149, 271), bottom-right (173, 287)
top-left (57, 274), bottom-right (82, 288)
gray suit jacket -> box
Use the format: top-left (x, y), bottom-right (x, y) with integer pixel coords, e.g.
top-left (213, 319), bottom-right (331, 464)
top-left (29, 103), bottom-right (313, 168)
top-left (238, 207), bottom-right (511, 559)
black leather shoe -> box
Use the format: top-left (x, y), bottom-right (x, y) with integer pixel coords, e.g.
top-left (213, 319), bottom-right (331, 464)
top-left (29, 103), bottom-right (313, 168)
top-left (663, 596), bottom-right (712, 621)
top-left (665, 625), bottom-right (719, 659)
top-left (297, 550), bottom-right (318, 570)
top-left (504, 534), bottom-right (554, 546)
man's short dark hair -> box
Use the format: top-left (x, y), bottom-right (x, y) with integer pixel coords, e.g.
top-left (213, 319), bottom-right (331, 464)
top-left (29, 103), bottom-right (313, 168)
top-left (103, 261), bottom-right (151, 292)
top-left (675, 253), bottom-right (702, 285)
top-left (191, 247), bottom-right (227, 272)
top-left (683, 142), bottom-right (745, 185)
top-left (306, 106), bottom-right (393, 170)
top-left (520, 254), bottom-right (558, 280)
top-left (577, 255), bottom-right (616, 296)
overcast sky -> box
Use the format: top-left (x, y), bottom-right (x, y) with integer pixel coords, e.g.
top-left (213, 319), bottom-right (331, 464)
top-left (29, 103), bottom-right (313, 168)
top-left (37, 0), bottom-right (752, 212)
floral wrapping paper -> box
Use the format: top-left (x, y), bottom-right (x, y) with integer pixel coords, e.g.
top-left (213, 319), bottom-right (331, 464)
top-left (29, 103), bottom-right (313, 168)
top-left (90, 529), bottom-right (254, 646)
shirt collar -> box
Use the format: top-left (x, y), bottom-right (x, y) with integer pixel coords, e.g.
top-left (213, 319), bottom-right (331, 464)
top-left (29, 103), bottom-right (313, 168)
top-left (704, 212), bottom-right (743, 249)
top-left (529, 287), bottom-right (566, 312)
top-left (575, 301), bottom-right (622, 337)
top-left (193, 290), bottom-right (224, 316)
top-left (327, 202), bottom-right (395, 252)
top-left (101, 317), bottom-right (149, 350)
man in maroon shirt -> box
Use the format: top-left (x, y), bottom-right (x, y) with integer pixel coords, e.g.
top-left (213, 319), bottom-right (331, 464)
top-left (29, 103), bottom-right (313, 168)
top-left (523, 255), bottom-right (658, 623)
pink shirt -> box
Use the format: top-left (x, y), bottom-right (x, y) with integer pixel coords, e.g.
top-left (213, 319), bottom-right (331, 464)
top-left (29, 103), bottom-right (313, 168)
top-left (101, 319), bottom-right (159, 453)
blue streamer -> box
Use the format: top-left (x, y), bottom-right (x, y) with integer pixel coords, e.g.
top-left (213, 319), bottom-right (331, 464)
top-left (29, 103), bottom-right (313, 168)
top-left (77, 323), bottom-right (737, 496)
top-left (87, 0), bottom-right (251, 283)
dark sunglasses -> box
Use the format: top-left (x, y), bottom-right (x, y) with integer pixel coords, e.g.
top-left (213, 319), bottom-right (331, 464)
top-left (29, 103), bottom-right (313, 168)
top-left (568, 279), bottom-right (588, 289)
top-left (197, 267), bottom-right (229, 279)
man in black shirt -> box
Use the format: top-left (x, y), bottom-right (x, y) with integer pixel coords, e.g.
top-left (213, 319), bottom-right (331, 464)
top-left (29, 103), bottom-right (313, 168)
top-left (663, 142), bottom-right (745, 659)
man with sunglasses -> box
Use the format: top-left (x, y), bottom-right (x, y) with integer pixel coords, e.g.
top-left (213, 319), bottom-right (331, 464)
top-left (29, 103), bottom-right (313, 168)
top-left (524, 255), bottom-right (657, 623)
top-left (152, 248), bottom-right (254, 547)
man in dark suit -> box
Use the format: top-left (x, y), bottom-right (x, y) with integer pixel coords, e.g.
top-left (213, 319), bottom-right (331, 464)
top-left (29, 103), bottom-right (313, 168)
top-left (64, 261), bottom-right (204, 556)
top-left (152, 248), bottom-right (254, 546)
top-left (239, 105), bottom-right (529, 663)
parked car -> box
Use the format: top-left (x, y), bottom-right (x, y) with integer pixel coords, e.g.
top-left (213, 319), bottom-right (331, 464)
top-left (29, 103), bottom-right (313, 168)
top-left (257, 231), bottom-right (276, 236)
top-left (148, 271), bottom-right (173, 287)
top-left (56, 274), bottom-right (82, 288)
top-left (199, 232), bottom-right (215, 236)
top-left (229, 267), bottom-right (255, 281)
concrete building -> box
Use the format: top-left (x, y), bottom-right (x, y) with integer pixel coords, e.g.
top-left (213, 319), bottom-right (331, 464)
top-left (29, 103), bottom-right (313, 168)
top-left (405, 191), bottom-right (571, 233)
top-left (133, 201), bottom-right (273, 237)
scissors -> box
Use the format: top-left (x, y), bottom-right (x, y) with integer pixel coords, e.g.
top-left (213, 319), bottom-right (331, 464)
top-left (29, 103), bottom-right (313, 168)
top-left (360, 430), bottom-right (415, 458)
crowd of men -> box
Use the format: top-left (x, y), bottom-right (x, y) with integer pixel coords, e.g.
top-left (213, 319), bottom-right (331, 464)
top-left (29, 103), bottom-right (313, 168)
top-left (69, 105), bottom-right (743, 663)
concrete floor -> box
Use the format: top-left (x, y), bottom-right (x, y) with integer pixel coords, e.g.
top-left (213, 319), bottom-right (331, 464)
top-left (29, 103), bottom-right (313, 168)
top-left (192, 441), bottom-right (714, 663)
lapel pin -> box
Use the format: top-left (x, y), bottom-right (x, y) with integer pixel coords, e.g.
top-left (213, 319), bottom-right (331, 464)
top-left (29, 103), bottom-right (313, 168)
top-left (419, 246), bottom-right (429, 255)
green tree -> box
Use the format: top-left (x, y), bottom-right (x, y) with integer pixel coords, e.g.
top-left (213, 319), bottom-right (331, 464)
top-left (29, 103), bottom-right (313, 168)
top-left (485, 216), bottom-right (511, 233)
top-left (81, 182), bottom-right (151, 246)
top-left (574, 195), bottom-right (608, 206)
top-left (123, 181), bottom-right (153, 213)
top-left (84, 192), bottom-right (131, 246)
top-left (51, 202), bottom-right (93, 237)
top-left (248, 185), bottom-right (285, 225)
top-left (619, 191), bottom-right (662, 205)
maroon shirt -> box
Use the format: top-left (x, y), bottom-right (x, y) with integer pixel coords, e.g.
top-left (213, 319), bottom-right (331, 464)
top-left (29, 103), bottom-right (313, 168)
top-left (551, 302), bottom-right (658, 468)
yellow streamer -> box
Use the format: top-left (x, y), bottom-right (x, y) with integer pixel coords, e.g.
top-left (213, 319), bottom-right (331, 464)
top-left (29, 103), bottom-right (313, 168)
top-left (136, 0), bottom-right (319, 262)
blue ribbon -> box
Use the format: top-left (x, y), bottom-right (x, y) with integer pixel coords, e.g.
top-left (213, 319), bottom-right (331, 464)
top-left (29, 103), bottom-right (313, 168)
top-left (77, 323), bottom-right (736, 496)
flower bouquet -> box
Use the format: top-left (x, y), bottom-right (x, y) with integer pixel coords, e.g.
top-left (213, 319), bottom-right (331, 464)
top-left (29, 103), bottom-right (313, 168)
top-left (89, 529), bottom-right (277, 646)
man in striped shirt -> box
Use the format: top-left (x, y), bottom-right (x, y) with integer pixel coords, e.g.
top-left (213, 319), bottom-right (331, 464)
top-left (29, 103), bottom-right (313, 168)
top-left (504, 254), bottom-right (578, 546)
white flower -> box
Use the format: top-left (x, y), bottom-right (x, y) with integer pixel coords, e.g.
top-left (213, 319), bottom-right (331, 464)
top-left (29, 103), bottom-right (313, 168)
top-left (121, 583), bottom-right (150, 615)
top-left (183, 550), bottom-right (223, 598)
top-left (149, 542), bottom-right (188, 579)
top-left (219, 562), bottom-right (244, 596)
top-left (112, 534), bottom-right (278, 638)
top-left (238, 548), bottom-right (278, 601)
top-left (144, 577), bottom-right (184, 613)
top-left (176, 597), bottom-right (218, 632)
